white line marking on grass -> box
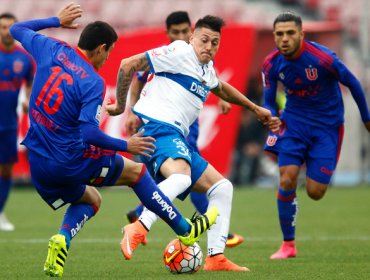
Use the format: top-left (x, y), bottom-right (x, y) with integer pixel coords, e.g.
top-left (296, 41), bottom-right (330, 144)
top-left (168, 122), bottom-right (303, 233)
top-left (0, 235), bottom-right (370, 244)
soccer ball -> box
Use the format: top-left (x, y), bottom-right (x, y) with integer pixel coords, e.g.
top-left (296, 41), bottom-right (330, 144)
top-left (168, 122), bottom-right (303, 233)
top-left (163, 239), bottom-right (203, 274)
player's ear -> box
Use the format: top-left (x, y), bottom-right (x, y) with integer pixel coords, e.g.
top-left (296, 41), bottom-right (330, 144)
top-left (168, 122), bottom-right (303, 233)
top-left (98, 43), bottom-right (107, 54)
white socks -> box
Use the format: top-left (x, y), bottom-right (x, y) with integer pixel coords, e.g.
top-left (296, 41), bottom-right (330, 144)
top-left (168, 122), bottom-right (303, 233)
top-left (139, 173), bottom-right (191, 230)
top-left (206, 179), bottom-right (233, 256)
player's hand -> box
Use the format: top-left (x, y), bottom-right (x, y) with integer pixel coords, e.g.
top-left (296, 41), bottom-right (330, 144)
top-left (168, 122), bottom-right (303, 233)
top-left (127, 129), bottom-right (156, 158)
top-left (105, 98), bottom-right (125, 116)
top-left (218, 99), bottom-right (231, 114)
top-left (365, 120), bottom-right (370, 133)
top-left (58, 2), bottom-right (82, 29)
top-left (269, 116), bottom-right (281, 133)
top-left (254, 105), bottom-right (272, 125)
top-left (126, 111), bottom-right (140, 136)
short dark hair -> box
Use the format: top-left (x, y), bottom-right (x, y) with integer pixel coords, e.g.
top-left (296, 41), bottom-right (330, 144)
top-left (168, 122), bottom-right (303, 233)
top-left (165, 11), bottom-right (191, 29)
top-left (194, 15), bottom-right (225, 33)
top-left (273, 11), bottom-right (302, 29)
top-left (78, 21), bottom-right (118, 51)
top-left (0, 12), bottom-right (17, 22)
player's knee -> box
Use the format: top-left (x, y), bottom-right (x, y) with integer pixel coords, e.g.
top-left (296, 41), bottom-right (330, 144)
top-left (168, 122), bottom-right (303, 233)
top-left (90, 188), bottom-right (102, 210)
top-left (306, 187), bottom-right (326, 200)
top-left (121, 161), bottom-right (146, 186)
top-left (279, 176), bottom-right (297, 189)
top-left (306, 178), bottom-right (328, 200)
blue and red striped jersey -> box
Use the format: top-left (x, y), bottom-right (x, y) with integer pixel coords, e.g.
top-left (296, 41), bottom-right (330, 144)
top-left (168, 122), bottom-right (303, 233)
top-left (262, 40), bottom-right (370, 127)
top-left (11, 17), bottom-right (107, 164)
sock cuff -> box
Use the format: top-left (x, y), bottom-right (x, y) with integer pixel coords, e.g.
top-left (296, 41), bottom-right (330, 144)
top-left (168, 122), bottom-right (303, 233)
top-left (131, 164), bottom-right (147, 188)
top-left (207, 179), bottom-right (232, 197)
top-left (277, 188), bottom-right (296, 202)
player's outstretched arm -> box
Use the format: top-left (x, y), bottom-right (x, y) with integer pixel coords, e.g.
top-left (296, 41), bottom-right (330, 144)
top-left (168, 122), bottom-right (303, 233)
top-left (106, 53), bottom-right (149, 116)
top-left (212, 80), bottom-right (271, 125)
top-left (58, 2), bottom-right (83, 29)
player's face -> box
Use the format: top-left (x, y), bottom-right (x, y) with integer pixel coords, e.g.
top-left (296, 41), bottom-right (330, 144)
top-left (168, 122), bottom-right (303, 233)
top-left (167, 23), bottom-right (192, 43)
top-left (190, 27), bottom-right (220, 64)
top-left (273, 21), bottom-right (303, 59)
top-left (0, 18), bottom-right (15, 48)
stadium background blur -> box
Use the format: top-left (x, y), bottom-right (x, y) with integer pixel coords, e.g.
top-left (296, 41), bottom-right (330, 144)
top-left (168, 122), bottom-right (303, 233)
top-left (2, 0), bottom-right (370, 186)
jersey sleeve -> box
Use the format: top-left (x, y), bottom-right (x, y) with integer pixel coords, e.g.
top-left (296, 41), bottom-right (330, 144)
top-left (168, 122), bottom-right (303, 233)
top-left (10, 17), bottom-right (60, 62)
top-left (145, 40), bottom-right (188, 73)
top-left (262, 61), bottom-right (278, 117)
top-left (332, 54), bottom-right (370, 122)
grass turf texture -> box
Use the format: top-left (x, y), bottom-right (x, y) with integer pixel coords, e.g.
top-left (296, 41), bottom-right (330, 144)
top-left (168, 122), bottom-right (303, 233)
top-left (1, 185), bottom-right (369, 279)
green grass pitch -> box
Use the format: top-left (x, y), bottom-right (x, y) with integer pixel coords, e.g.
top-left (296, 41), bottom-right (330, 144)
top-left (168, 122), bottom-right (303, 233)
top-left (1, 185), bottom-right (370, 279)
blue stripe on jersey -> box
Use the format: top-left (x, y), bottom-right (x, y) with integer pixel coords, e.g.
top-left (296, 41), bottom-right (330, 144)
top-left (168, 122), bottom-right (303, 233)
top-left (133, 110), bottom-right (185, 136)
top-left (145, 52), bottom-right (154, 73)
top-left (156, 72), bottom-right (210, 102)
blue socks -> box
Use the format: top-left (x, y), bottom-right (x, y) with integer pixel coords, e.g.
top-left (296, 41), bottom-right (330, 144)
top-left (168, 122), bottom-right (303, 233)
top-left (277, 188), bottom-right (298, 241)
top-left (58, 203), bottom-right (97, 249)
top-left (131, 168), bottom-right (191, 235)
top-left (0, 176), bottom-right (11, 213)
top-left (190, 192), bottom-right (208, 214)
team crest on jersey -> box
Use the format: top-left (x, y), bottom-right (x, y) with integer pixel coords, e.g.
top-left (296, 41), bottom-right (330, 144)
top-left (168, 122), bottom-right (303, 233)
top-left (305, 68), bottom-right (318, 80)
top-left (13, 60), bottom-right (24, 73)
top-left (95, 105), bottom-right (102, 122)
top-left (266, 134), bottom-right (278, 146)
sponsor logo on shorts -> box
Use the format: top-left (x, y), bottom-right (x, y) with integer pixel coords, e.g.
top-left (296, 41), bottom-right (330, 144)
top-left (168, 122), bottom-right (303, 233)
top-left (266, 135), bottom-right (278, 146)
top-left (320, 167), bottom-right (334, 176)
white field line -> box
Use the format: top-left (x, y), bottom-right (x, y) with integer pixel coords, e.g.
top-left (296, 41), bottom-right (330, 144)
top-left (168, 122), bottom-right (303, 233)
top-left (1, 235), bottom-right (370, 244)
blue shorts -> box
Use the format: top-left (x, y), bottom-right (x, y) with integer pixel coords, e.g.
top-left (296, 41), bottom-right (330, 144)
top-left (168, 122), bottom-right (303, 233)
top-left (269, 118), bottom-right (344, 184)
top-left (28, 149), bottom-right (124, 209)
top-left (264, 121), bottom-right (286, 156)
top-left (139, 122), bottom-right (208, 200)
top-left (187, 119), bottom-right (200, 153)
top-left (0, 130), bottom-right (18, 164)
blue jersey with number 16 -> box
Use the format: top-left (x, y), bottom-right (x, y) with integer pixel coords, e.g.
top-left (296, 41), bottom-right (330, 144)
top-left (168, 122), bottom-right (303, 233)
top-left (11, 17), bottom-right (106, 166)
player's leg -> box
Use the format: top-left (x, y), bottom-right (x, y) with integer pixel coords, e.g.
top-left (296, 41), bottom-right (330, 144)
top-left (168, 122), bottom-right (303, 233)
top-left (190, 176), bottom-right (244, 248)
top-left (0, 130), bottom-right (17, 231)
top-left (44, 186), bottom-right (101, 277)
top-left (0, 164), bottom-right (14, 231)
top-left (269, 119), bottom-right (309, 259)
top-left (28, 150), bottom-right (104, 277)
top-left (192, 162), bottom-right (249, 271)
top-left (126, 204), bottom-right (144, 223)
top-left (136, 158), bottom-right (192, 232)
top-left (190, 191), bottom-right (208, 214)
top-left (270, 163), bottom-right (300, 259)
top-left (305, 124), bottom-right (344, 201)
top-left (117, 156), bottom-right (218, 260)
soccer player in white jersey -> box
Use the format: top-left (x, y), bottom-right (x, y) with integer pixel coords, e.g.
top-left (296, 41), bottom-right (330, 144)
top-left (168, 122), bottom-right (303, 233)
top-left (107, 15), bottom-right (276, 271)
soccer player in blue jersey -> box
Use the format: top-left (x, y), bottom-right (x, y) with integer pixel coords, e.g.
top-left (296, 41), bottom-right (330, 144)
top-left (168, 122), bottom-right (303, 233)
top-left (10, 3), bottom-right (217, 277)
top-left (262, 11), bottom-right (370, 259)
top-left (107, 15), bottom-right (274, 271)
top-left (0, 13), bottom-right (34, 231)
top-left (125, 10), bottom-right (244, 248)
